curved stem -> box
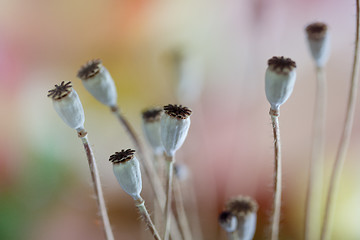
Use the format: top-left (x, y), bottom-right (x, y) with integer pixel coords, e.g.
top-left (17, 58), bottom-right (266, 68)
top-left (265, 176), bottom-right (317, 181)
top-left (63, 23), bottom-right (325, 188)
top-left (135, 197), bottom-right (162, 240)
top-left (164, 155), bottom-right (175, 240)
top-left (304, 67), bottom-right (327, 240)
top-left (270, 110), bottom-right (282, 240)
top-left (79, 131), bottom-right (114, 240)
top-left (321, 1), bottom-right (360, 239)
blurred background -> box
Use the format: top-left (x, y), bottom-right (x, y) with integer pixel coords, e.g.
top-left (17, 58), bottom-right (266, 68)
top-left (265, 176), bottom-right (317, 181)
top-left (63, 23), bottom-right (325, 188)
top-left (1, 0), bottom-right (360, 239)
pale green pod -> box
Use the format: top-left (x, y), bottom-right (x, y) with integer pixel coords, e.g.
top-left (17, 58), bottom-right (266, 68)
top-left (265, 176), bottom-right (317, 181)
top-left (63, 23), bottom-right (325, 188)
top-left (77, 59), bottom-right (117, 107)
top-left (226, 196), bottom-right (259, 240)
top-left (265, 56), bottom-right (297, 111)
top-left (160, 104), bottom-right (192, 157)
top-left (48, 81), bottom-right (85, 131)
top-left (110, 149), bottom-right (142, 200)
top-left (306, 22), bottom-right (330, 67)
top-left (142, 107), bottom-right (164, 155)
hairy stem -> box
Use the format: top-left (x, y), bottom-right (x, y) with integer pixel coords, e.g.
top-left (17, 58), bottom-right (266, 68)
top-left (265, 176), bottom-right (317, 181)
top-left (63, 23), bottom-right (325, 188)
top-left (78, 130), bottom-right (114, 240)
top-left (321, 1), bottom-right (360, 239)
top-left (304, 67), bottom-right (327, 240)
top-left (135, 197), bottom-right (162, 240)
top-left (164, 155), bottom-right (175, 240)
top-left (270, 110), bottom-right (282, 240)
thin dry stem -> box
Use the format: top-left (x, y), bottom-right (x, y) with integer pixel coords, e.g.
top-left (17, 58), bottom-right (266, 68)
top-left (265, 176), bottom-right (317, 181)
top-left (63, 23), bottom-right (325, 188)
top-left (270, 111), bottom-right (282, 240)
top-left (164, 155), bottom-right (175, 240)
top-left (135, 197), bottom-right (162, 240)
top-left (153, 153), bottom-right (165, 230)
top-left (321, 1), bottom-right (360, 239)
top-left (174, 178), bottom-right (192, 240)
top-left (304, 67), bottom-right (327, 240)
top-left (111, 106), bottom-right (182, 239)
top-left (79, 132), bottom-right (114, 240)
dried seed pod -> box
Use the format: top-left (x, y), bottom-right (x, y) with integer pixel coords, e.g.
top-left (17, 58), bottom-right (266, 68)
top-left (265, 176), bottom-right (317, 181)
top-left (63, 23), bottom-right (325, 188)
top-left (48, 81), bottom-right (85, 130)
top-left (142, 107), bottom-right (164, 155)
top-left (160, 104), bottom-right (192, 157)
top-left (219, 211), bottom-right (238, 233)
top-left (77, 59), bottom-right (117, 107)
top-left (265, 56), bottom-right (297, 111)
top-left (226, 196), bottom-right (258, 240)
top-left (110, 149), bottom-right (142, 200)
top-left (306, 22), bottom-right (330, 67)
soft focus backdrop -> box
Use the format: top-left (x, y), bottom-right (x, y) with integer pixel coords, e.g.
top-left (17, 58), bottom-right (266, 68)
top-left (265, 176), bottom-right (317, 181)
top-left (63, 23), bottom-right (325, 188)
top-left (1, 0), bottom-right (360, 239)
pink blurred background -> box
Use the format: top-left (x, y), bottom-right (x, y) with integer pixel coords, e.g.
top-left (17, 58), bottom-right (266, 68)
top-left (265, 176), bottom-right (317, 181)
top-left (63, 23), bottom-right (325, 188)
top-left (1, 0), bottom-right (360, 239)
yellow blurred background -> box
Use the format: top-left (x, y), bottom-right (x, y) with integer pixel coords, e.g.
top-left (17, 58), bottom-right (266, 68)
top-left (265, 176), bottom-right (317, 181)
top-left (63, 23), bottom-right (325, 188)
top-left (1, 0), bottom-right (360, 239)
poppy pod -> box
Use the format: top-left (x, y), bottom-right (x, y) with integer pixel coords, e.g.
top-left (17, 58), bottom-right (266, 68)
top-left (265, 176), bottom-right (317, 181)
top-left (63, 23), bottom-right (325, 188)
top-left (226, 196), bottom-right (258, 240)
top-left (48, 81), bottom-right (85, 131)
top-left (77, 59), bottom-right (117, 107)
top-left (142, 107), bottom-right (164, 155)
top-left (160, 104), bottom-right (192, 157)
top-left (265, 56), bottom-right (297, 111)
top-left (110, 149), bottom-right (142, 200)
top-left (306, 22), bottom-right (330, 67)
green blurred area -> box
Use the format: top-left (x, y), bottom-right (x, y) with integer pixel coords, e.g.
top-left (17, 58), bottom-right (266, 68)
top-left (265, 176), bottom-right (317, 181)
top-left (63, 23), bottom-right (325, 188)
top-left (0, 150), bottom-right (73, 240)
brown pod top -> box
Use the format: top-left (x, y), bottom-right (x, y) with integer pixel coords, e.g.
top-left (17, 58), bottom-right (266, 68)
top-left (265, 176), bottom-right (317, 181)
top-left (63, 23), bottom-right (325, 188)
top-left (306, 22), bottom-right (328, 40)
top-left (109, 149), bottom-right (136, 164)
top-left (163, 104), bottom-right (192, 120)
top-left (47, 81), bottom-right (72, 100)
top-left (77, 59), bottom-right (102, 80)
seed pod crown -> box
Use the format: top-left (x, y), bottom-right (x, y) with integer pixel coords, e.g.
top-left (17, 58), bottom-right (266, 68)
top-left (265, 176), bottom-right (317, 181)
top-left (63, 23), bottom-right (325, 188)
top-left (109, 149), bottom-right (136, 164)
top-left (306, 22), bottom-right (328, 40)
top-left (225, 196), bottom-right (259, 217)
top-left (77, 59), bottom-right (102, 80)
top-left (164, 104), bottom-right (192, 119)
top-left (47, 81), bottom-right (72, 100)
top-left (142, 107), bottom-right (163, 122)
top-left (268, 56), bottom-right (296, 74)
